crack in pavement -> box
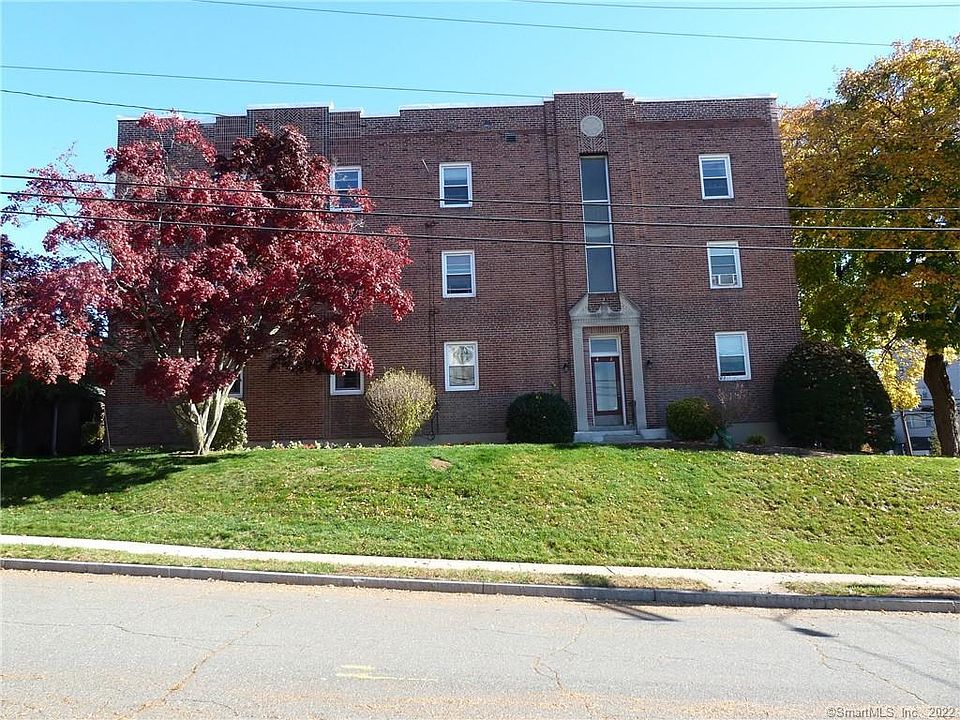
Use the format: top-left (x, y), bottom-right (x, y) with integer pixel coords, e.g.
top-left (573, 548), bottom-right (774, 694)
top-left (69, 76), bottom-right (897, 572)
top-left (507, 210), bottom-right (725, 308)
top-left (125, 602), bottom-right (275, 718)
top-left (181, 696), bottom-right (241, 717)
top-left (5, 619), bottom-right (213, 651)
top-left (805, 635), bottom-right (930, 705)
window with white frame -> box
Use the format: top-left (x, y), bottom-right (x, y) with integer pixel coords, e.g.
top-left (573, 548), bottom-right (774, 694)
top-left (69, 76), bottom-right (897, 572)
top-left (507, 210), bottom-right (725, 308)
top-left (580, 156), bottom-right (616, 293)
top-left (228, 369), bottom-right (244, 398)
top-left (699, 154), bottom-right (733, 199)
top-left (330, 370), bottom-right (364, 395)
top-left (442, 250), bottom-right (476, 297)
top-left (707, 242), bottom-right (742, 288)
top-left (439, 163), bottom-right (472, 208)
top-left (330, 166), bottom-right (362, 211)
top-left (444, 342), bottom-right (478, 391)
top-left (715, 332), bottom-right (751, 381)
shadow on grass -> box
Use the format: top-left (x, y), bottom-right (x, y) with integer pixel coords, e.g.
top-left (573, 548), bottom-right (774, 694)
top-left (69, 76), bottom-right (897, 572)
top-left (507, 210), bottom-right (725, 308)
top-left (0, 452), bottom-right (225, 506)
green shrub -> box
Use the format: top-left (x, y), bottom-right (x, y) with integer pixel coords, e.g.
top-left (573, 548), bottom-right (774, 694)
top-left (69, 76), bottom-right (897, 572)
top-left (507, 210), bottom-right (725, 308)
top-left (80, 419), bottom-right (105, 453)
top-left (212, 398), bottom-right (247, 451)
top-left (774, 341), bottom-right (894, 452)
top-left (745, 433), bottom-right (767, 446)
top-left (930, 431), bottom-right (941, 457)
top-left (366, 369), bottom-right (436, 446)
top-left (506, 392), bottom-right (575, 444)
top-left (665, 397), bottom-right (719, 441)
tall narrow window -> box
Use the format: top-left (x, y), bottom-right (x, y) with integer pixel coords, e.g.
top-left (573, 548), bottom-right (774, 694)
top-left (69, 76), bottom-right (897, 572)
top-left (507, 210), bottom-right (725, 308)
top-left (580, 156), bottom-right (615, 293)
top-left (228, 369), bottom-right (244, 398)
top-left (330, 166), bottom-right (362, 211)
top-left (699, 155), bottom-right (733, 199)
top-left (439, 163), bottom-right (473, 208)
top-left (707, 242), bottom-right (742, 288)
top-left (442, 251), bottom-right (476, 298)
top-left (715, 332), bottom-right (751, 381)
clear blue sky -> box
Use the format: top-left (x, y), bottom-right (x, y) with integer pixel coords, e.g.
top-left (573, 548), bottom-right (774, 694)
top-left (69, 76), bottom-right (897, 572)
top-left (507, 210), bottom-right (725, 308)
top-left (2, 1), bottom-right (958, 251)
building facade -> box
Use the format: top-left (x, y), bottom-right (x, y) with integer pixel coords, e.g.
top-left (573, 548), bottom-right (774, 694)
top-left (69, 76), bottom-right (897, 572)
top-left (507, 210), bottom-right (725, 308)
top-left (107, 91), bottom-right (802, 446)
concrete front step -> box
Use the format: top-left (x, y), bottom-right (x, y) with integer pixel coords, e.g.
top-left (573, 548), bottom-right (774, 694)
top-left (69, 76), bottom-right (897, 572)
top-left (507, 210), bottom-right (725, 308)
top-left (574, 427), bottom-right (667, 444)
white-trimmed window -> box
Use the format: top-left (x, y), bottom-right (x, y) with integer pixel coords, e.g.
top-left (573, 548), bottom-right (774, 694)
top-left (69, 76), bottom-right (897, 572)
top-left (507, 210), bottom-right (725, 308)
top-left (439, 162), bottom-right (472, 208)
top-left (580, 155), bottom-right (616, 293)
top-left (330, 370), bottom-right (364, 396)
top-left (444, 342), bottom-right (478, 391)
top-left (330, 166), bottom-right (362, 211)
top-left (715, 332), bottom-right (751, 381)
top-left (442, 251), bottom-right (476, 298)
top-left (707, 242), bottom-right (742, 288)
top-left (699, 154), bottom-right (733, 199)
top-left (228, 369), bottom-right (244, 398)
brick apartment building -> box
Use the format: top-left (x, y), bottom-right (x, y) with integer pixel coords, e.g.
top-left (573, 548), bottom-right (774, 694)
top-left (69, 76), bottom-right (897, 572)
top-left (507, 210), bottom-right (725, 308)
top-left (107, 91), bottom-right (802, 446)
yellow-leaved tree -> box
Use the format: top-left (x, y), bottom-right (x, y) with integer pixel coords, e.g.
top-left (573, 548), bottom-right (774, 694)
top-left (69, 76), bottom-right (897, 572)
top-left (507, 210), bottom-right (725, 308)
top-left (781, 37), bottom-right (960, 457)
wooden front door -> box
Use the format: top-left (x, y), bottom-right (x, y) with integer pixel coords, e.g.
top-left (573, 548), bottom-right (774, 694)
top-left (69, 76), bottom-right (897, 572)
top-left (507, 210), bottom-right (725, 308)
top-left (591, 355), bottom-right (623, 423)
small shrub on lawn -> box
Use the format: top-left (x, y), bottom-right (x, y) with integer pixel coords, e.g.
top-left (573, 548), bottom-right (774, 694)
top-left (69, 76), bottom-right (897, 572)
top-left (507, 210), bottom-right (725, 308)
top-left (366, 369), bottom-right (436, 446)
top-left (506, 392), bottom-right (575, 444)
top-left (212, 398), bottom-right (247, 451)
top-left (745, 433), bottom-right (767, 446)
top-left (80, 419), bottom-right (105, 453)
top-left (774, 341), bottom-right (894, 452)
top-left (665, 397), bottom-right (719, 441)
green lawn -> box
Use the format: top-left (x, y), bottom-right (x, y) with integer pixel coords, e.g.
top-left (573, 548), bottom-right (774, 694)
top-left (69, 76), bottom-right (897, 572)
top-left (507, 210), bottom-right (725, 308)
top-left (2, 445), bottom-right (958, 576)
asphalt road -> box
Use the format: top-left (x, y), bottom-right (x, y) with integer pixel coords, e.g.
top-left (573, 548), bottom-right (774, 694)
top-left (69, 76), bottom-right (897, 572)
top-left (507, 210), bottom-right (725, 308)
top-left (1, 571), bottom-right (957, 719)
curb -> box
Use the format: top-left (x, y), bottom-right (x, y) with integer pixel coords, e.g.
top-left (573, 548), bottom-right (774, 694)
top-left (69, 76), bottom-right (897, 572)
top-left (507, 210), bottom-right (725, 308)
top-left (3, 558), bottom-right (957, 613)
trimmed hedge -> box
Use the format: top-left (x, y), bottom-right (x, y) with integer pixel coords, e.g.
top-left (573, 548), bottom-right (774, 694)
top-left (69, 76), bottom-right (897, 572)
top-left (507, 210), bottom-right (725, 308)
top-left (774, 341), bottom-right (893, 452)
top-left (506, 392), bottom-right (575, 444)
top-left (212, 398), bottom-right (247, 451)
top-left (665, 397), bottom-right (719, 441)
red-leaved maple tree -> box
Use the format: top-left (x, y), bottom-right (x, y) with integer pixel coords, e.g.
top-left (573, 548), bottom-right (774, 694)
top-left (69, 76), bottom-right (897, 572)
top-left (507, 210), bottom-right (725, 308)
top-left (2, 114), bottom-right (413, 454)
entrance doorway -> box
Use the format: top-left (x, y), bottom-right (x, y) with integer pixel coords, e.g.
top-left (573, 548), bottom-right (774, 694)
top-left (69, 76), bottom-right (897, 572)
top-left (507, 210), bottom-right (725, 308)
top-left (589, 337), bottom-right (625, 426)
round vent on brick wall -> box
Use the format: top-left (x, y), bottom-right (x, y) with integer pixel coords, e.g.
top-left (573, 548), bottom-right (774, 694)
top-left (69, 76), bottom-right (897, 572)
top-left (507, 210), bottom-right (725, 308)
top-left (579, 115), bottom-right (604, 137)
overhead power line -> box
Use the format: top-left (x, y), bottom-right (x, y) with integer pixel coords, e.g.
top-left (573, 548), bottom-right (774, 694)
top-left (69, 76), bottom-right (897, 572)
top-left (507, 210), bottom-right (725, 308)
top-left (509, 0), bottom-right (959, 10)
top-left (1, 89), bottom-right (224, 117)
top-left (5, 174), bottom-right (959, 215)
top-left (6, 209), bottom-right (958, 253)
top-left (0, 65), bottom-right (544, 101)
top-left (190, 0), bottom-right (892, 47)
top-left (7, 190), bottom-right (960, 235)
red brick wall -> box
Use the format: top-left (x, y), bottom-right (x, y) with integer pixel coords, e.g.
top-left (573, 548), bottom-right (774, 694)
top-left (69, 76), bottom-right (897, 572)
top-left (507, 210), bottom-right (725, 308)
top-left (108, 93), bottom-right (801, 446)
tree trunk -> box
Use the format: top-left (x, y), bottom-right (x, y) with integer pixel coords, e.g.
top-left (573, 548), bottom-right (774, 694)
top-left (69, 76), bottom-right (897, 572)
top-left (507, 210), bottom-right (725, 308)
top-left (923, 351), bottom-right (959, 458)
top-left (50, 397), bottom-right (59, 457)
top-left (170, 387), bottom-right (231, 455)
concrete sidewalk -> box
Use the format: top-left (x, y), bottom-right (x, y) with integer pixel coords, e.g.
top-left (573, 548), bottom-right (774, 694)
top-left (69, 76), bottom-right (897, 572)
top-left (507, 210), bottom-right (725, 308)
top-left (3, 534), bottom-right (958, 594)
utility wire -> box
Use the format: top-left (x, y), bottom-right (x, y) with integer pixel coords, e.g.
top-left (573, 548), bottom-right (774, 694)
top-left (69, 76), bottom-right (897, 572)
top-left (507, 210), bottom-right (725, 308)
top-left (1, 89), bottom-right (224, 117)
top-left (5, 210), bottom-right (959, 253)
top-left (0, 65), bottom-right (545, 101)
top-left (8, 190), bottom-right (960, 235)
top-left (190, 0), bottom-right (892, 47)
top-left (509, 0), bottom-right (959, 10)
top-left (5, 174), bottom-right (959, 215)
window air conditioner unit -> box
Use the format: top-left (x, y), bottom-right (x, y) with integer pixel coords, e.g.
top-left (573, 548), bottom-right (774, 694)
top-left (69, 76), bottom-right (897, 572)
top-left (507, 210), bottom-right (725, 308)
top-left (713, 273), bottom-right (739, 286)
